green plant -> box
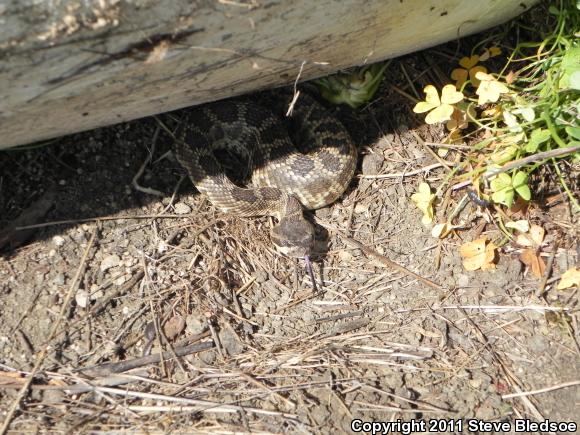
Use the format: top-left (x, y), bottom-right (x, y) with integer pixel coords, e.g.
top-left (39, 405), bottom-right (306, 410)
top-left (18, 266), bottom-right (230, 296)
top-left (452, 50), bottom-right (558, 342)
top-left (315, 62), bottom-right (389, 109)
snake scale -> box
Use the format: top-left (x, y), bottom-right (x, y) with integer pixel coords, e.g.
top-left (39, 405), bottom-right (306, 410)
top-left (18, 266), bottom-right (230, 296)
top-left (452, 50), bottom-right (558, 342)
top-left (174, 92), bottom-right (357, 259)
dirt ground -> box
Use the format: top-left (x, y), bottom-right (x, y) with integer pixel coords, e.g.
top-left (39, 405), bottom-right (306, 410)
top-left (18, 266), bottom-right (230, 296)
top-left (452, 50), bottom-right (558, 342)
top-left (1, 25), bottom-right (579, 435)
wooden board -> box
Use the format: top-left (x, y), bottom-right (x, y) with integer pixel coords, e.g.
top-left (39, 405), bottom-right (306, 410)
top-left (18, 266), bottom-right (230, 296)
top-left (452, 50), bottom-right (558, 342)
top-left (0, 0), bottom-right (535, 149)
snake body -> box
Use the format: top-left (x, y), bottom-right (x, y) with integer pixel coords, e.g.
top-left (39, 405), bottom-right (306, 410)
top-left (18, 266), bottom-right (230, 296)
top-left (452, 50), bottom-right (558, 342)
top-left (174, 93), bottom-right (357, 257)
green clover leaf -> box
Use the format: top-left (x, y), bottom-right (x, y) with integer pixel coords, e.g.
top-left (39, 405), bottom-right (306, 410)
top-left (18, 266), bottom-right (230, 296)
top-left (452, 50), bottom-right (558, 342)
top-left (490, 173), bottom-right (515, 206)
top-left (525, 128), bottom-right (551, 153)
top-left (512, 171), bottom-right (531, 201)
top-left (490, 171), bottom-right (531, 206)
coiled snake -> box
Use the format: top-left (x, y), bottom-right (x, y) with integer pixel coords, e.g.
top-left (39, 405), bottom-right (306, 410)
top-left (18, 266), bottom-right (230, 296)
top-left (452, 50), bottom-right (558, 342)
top-left (174, 93), bottom-right (357, 262)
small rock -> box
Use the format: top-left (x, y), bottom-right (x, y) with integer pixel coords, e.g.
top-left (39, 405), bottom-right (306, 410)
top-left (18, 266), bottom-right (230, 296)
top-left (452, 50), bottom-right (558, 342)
top-left (219, 328), bottom-right (244, 356)
top-left (164, 315), bottom-right (186, 340)
top-left (100, 254), bottom-right (120, 272)
top-left (75, 290), bottom-right (89, 308)
top-left (338, 250), bottom-right (353, 262)
top-left (53, 273), bottom-right (65, 286)
top-left (469, 378), bottom-right (483, 389)
top-left (354, 202), bottom-right (368, 214)
top-left (255, 270), bottom-right (268, 284)
top-left (71, 231), bottom-right (86, 243)
top-left (198, 349), bottom-right (216, 365)
top-left (361, 152), bottom-right (383, 176)
top-left (186, 314), bottom-right (206, 335)
top-left (394, 387), bottom-right (412, 406)
top-left (43, 389), bottom-right (65, 404)
top-left (52, 235), bottom-right (66, 247)
top-left (174, 202), bottom-right (191, 214)
top-left (157, 240), bottom-right (168, 254)
top-left (456, 369), bottom-right (470, 379)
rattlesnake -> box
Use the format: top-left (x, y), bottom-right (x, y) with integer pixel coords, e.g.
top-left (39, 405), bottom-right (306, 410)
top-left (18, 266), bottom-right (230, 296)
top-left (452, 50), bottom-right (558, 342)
top-left (174, 92), bottom-right (357, 259)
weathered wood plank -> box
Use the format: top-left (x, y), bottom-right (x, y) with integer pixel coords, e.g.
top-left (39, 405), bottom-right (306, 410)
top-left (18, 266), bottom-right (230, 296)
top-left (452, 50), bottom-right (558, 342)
top-left (0, 0), bottom-right (534, 149)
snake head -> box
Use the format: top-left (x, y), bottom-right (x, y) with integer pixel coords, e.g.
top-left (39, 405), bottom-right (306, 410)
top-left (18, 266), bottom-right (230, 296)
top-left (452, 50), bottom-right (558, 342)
top-left (270, 217), bottom-right (315, 258)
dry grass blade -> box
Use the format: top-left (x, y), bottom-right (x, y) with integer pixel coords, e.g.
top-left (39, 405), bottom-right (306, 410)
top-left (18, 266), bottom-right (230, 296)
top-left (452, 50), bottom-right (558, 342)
top-left (81, 386), bottom-right (299, 418)
top-left (502, 380), bottom-right (580, 400)
top-left (359, 162), bottom-right (444, 179)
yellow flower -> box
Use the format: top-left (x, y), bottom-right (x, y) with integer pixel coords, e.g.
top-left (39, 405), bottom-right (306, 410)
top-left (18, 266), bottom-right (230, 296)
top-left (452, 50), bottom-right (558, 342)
top-left (481, 105), bottom-right (502, 119)
top-left (451, 55), bottom-right (488, 89)
top-left (475, 72), bottom-right (510, 105)
top-left (557, 267), bottom-right (580, 290)
top-left (411, 182), bottom-right (436, 225)
top-left (479, 46), bottom-right (502, 61)
top-left (413, 85), bottom-right (463, 124)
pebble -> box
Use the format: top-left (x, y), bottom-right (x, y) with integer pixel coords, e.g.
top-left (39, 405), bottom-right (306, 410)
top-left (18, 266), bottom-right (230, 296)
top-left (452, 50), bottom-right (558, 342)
top-left (52, 235), bottom-right (66, 247)
top-left (53, 273), bottom-right (65, 286)
top-left (468, 378), bottom-right (483, 389)
top-left (354, 202), bottom-right (368, 214)
top-left (43, 389), bottom-right (65, 404)
top-left (361, 152), bottom-right (383, 176)
top-left (199, 350), bottom-right (216, 365)
top-left (219, 328), bottom-right (244, 356)
top-left (100, 254), bottom-right (120, 271)
top-left (185, 314), bottom-right (206, 335)
top-left (157, 240), bottom-right (168, 254)
top-left (75, 290), bottom-right (89, 308)
top-left (338, 250), bottom-right (353, 262)
top-left (174, 202), bottom-right (191, 214)
top-left (71, 230), bottom-right (86, 243)
top-left (255, 270), bottom-right (269, 284)
top-left (164, 315), bottom-right (186, 340)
